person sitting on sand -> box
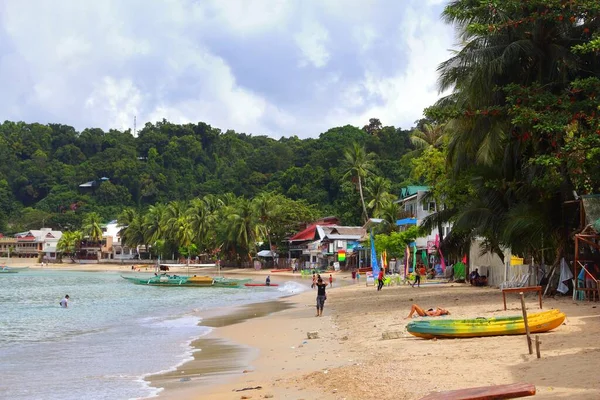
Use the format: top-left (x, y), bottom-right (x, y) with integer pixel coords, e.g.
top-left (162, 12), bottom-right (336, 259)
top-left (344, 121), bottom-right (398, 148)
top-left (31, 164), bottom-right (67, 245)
top-left (404, 304), bottom-right (450, 319)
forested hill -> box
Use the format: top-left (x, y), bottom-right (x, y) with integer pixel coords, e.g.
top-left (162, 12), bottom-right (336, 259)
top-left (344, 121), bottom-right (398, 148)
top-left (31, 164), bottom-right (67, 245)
top-left (0, 119), bottom-right (416, 233)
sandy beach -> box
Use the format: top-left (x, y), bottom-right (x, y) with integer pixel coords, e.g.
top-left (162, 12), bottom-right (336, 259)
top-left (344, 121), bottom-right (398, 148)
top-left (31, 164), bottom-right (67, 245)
top-left (154, 276), bottom-right (600, 400)
top-left (11, 261), bottom-right (600, 399)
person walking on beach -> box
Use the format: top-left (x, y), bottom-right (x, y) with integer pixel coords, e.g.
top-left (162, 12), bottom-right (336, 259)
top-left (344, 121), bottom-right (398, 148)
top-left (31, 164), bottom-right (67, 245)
top-left (377, 269), bottom-right (384, 291)
top-left (411, 267), bottom-right (421, 288)
top-left (329, 274), bottom-right (333, 287)
top-left (266, 275), bottom-right (271, 286)
top-left (315, 277), bottom-right (327, 316)
top-left (311, 273), bottom-right (316, 289)
top-left (352, 269), bottom-right (356, 282)
top-left (59, 295), bottom-right (70, 308)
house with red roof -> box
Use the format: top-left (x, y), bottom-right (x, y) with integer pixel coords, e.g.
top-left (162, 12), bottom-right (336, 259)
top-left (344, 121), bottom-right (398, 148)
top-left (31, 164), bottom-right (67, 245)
top-left (288, 217), bottom-right (365, 270)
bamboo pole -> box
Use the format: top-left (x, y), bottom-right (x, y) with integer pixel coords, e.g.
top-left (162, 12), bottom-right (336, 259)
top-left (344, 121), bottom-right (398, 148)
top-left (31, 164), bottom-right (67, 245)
top-left (535, 335), bottom-right (541, 359)
top-left (520, 292), bottom-right (533, 355)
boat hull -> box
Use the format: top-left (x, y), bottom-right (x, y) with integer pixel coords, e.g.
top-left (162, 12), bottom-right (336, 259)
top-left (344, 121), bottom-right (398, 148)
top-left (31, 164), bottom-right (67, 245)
top-left (407, 310), bottom-right (566, 339)
top-left (120, 275), bottom-right (250, 288)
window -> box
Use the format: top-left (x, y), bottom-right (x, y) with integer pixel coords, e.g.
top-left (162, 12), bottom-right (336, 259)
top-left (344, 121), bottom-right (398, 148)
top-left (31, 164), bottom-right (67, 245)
top-left (428, 202), bottom-right (436, 212)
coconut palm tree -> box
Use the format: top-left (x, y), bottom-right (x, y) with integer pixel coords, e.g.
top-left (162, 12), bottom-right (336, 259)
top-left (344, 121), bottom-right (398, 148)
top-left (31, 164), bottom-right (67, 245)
top-left (410, 123), bottom-right (446, 151)
top-left (57, 231), bottom-right (83, 262)
top-left (252, 192), bottom-right (279, 254)
top-left (187, 198), bottom-right (213, 251)
top-left (226, 198), bottom-right (260, 264)
top-left (366, 177), bottom-right (394, 218)
top-left (143, 204), bottom-right (166, 245)
top-left (82, 213), bottom-right (103, 243)
top-left (341, 142), bottom-right (375, 223)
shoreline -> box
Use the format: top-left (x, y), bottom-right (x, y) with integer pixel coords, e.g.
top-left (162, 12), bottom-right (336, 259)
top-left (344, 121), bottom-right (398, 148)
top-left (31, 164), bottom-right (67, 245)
top-left (10, 265), bottom-right (600, 399)
top-left (154, 282), bottom-right (600, 400)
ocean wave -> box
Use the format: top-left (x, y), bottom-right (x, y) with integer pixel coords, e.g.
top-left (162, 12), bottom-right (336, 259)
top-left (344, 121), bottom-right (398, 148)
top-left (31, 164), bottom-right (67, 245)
top-left (277, 281), bottom-right (308, 295)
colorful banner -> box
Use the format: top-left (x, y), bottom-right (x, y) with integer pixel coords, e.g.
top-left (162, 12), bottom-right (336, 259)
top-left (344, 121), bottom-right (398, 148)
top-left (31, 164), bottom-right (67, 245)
top-left (337, 249), bottom-right (346, 261)
top-left (404, 245), bottom-right (410, 277)
top-left (435, 234), bottom-right (446, 272)
top-left (412, 242), bottom-right (417, 272)
top-left (370, 230), bottom-right (380, 277)
top-left (427, 240), bottom-right (436, 254)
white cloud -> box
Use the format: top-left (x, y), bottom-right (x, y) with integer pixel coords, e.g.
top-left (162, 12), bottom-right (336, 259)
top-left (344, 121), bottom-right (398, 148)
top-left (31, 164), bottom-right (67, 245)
top-left (294, 20), bottom-right (331, 68)
top-left (0, 0), bottom-right (455, 137)
top-left (85, 77), bottom-right (142, 131)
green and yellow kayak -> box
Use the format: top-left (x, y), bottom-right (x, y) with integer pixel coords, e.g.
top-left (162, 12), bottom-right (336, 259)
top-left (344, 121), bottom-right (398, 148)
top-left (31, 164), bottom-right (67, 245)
top-left (406, 309), bottom-right (565, 339)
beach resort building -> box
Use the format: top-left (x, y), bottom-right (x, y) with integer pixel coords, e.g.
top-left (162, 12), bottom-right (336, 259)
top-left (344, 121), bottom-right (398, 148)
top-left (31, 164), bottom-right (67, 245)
top-left (9, 228), bottom-right (64, 260)
top-left (395, 186), bottom-right (452, 250)
top-left (101, 220), bottom-right (136, 261)
top-left (288, 217), bottom-right (365, 270)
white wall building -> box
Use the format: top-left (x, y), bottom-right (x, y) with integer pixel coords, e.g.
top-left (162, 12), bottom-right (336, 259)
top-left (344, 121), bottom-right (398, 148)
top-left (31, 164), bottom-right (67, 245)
top-left (395, 186), bottom-right (452, 250)
top-left (102, 220), bottom-right (136, 260)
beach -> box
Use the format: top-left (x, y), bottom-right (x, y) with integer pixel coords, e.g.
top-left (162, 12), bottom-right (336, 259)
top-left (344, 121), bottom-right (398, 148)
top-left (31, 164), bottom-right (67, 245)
top-left (7, 262), bottom-right (600, 399)
top-left (155, 275), bottom-right (600, 400)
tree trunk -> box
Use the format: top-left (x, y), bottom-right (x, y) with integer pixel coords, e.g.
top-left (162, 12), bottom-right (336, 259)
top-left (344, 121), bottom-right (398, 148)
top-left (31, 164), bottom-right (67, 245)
top-left (358, 175), bottom-right (369, 223)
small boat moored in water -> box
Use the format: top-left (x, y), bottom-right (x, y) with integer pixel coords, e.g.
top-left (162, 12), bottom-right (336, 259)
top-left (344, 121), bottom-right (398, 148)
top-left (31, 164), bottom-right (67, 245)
top-left (121, 274), bottom-right (251, 288)
top-left (0, 266), bottom-right (29, 274)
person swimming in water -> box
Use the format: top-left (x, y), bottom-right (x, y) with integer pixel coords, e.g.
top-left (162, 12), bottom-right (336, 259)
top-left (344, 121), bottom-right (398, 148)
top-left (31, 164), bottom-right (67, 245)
top-left (59, 295), bottom-right (70, 308)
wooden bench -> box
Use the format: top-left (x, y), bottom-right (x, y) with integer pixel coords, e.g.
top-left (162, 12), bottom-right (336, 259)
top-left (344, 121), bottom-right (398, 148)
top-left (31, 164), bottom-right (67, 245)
top-left (420, 382), bottom-right (536, 400)
top-left (502, 286), bottom-right (542, 311)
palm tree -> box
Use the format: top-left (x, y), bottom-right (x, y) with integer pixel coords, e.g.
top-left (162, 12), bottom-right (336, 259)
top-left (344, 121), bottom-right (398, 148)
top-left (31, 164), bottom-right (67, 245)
top-left (431, 1), bottom-right (599, 264)
top-left (143, 204), bottom-right (166, 246)
top-left (377, 201), bottom-right (404, 234)
top-left (410, 123), bottom-right (446, 150)
top-left (252, 192), bottom-right (279, 254)
top-left (82, 212), bottom-right (103, 243)
top-left (187, 198), bottom-right (213, 251)
top-left (226, 198), bottom-right (260, 264)
top-left (366, 177), bottom-right (393, 218)
top-left (341, 142), bottom-right (375, 223)
top-left (57, 231), bottom-right (83, 263)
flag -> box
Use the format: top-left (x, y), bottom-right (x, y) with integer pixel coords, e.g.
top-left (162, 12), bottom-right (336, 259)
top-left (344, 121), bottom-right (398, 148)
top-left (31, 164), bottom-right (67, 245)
top-left (405, 245), bottom-right (410, 277)
top-left (370, 229), bottom-right (380, 276)
top-left (383, 250), bottom-right (388, 270)
top-left (412, 243), bottom-right (417, 272)
top-left (435, 234), bottom-right (446, 272)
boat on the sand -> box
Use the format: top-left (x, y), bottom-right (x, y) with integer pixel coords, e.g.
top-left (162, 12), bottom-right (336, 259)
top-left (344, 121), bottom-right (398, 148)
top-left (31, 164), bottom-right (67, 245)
top-left (121, 274), bottom-right (250, 288)
top-left (406, 309), bottom-right (565, 339)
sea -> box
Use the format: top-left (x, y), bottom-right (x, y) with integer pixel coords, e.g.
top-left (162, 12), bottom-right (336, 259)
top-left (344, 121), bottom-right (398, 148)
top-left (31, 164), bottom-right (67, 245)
top-left (0, 269), bottom-right (307, 400)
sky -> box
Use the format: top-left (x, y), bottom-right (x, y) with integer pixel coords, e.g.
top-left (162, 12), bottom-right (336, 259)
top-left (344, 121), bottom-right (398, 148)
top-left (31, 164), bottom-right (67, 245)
top-left (0, 0), bottom-right (456, 138)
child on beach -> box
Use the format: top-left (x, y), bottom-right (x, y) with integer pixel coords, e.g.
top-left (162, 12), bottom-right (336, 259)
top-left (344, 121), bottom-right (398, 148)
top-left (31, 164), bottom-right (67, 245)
top-left (329, 274), bottom-right (333, 287)
top-left (311, 274), bottom-right (316, 289)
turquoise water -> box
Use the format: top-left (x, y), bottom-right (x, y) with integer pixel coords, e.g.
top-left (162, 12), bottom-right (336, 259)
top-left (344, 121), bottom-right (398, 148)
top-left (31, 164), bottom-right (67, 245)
top-left (0, 270), bottom-right (306, 399)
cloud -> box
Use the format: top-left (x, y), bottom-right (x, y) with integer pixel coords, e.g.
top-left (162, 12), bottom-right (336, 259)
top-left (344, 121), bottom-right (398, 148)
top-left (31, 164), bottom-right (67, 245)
top-left (0, 0), bottom-right (455, 138)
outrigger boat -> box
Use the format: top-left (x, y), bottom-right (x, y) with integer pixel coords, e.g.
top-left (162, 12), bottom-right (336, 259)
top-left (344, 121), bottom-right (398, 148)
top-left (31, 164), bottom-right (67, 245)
top-left (0, 266), bottom-right (29, 274)
top-left (121, 274), bottom-right (251, 288)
